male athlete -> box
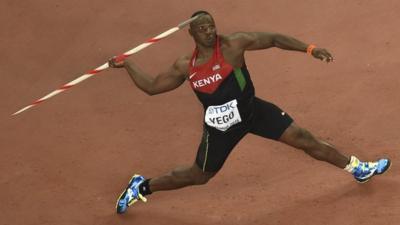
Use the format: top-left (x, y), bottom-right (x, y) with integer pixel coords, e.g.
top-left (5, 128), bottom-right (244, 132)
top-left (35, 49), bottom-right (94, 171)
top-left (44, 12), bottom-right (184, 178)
top-left (108, 11), bottom-right (391, 214)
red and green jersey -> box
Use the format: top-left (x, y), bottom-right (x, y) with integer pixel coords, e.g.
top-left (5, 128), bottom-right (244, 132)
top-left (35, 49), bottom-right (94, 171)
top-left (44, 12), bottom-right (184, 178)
top-left (188, 36), bottom-right (256, 131)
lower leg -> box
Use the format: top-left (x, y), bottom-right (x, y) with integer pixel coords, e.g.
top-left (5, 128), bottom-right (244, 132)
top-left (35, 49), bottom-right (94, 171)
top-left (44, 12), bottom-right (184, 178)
top-left (279, 123), bottom-right (349, 168)
top-left (304, 138), bottom-right (349, 168)
top-left (148, 164), bottom-right (215, 193)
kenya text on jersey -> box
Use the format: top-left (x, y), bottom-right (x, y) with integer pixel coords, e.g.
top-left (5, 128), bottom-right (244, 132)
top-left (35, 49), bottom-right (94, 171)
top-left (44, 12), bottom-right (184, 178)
top-left (192, 73), bottom-right (222, 89)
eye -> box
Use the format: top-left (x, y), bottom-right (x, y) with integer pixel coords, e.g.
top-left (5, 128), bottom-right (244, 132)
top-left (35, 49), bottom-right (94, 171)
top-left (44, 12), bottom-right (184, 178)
top-left (197, 25), bottom-right (215, 32)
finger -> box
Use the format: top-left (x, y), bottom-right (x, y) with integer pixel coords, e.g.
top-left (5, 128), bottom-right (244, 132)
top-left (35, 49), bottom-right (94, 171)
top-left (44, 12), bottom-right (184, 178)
top-left (316, 53), bottom-right (324, 61)
top-left (322, 50), bottom-right (334, 62)
top-left (326, 54), bottom-right (334, 62)
top-left (320, 55), bottom-right (328, 63)
top-left (326, 51), bottom-right (333, 58)
top-left (108, 58), bottom-right (115, 67)
top-left (324, 51), bottom-right (334, 62)
top-left (322, 55), bottom-right (330, 63)
top-left (317, 51), bottom-right (331, 63)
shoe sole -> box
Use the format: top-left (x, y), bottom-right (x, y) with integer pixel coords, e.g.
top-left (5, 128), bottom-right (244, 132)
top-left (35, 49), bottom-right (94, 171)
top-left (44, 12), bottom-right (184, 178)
top-left (356, 159), bottom-right (392, 184)
top-left (115, 175), bottom-right (139, 213)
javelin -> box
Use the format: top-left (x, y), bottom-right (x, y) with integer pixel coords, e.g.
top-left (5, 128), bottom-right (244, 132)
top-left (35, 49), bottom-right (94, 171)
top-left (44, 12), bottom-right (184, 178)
top-left (12, 15), bottom-right (202, 116)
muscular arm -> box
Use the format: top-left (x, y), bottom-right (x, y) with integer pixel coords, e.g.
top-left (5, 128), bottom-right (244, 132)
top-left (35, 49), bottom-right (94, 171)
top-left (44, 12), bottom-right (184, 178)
top-left (230, 32), bottom-right (333, 62)
top-left (232, 32), bottom-right (308, 52)
top-left (120, 57), bottom-right (188, 96)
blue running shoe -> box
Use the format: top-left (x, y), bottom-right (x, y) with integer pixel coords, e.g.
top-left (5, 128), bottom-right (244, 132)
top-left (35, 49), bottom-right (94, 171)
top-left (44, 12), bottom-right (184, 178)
top-left (353, 158), bottom-right (391, 183)
top-left (116, 174), bottom-right (147, 214)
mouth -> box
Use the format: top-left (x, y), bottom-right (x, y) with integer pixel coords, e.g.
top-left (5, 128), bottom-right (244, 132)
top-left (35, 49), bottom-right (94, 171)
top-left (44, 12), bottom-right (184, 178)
top-left (205, 35), bottom-right (216, 43)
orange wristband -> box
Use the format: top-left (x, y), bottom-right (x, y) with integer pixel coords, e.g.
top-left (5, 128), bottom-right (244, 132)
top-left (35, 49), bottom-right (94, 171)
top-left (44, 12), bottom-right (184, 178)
top-left (307, 44), bottom-right (316, 55)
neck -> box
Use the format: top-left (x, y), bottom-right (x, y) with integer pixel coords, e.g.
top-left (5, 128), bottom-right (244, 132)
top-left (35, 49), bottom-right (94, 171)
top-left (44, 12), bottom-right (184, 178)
top-left (196, 44), bottom-right (214, 58)
top-left (196, 36), bottom-right (217, 58)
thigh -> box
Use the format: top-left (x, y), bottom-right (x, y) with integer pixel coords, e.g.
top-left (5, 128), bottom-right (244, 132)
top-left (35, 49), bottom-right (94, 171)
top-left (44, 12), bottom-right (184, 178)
top-left (249, 97), bottom-right (294, 140)
top-left (195, 125), bottom-right (248, 173)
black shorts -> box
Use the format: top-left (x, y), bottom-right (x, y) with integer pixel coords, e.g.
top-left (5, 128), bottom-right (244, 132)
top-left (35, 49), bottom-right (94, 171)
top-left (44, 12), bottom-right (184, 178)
top-left (195, 97), bottom-right (293, 172)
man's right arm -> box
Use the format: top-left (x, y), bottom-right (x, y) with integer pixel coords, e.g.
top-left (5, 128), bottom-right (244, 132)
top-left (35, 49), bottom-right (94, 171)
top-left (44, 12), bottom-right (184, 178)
top-left (109, 56), bottom-right (188, 96)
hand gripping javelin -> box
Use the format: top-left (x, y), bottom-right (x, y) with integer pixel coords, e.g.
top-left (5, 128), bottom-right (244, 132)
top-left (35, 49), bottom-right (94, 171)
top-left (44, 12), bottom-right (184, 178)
top-left (12, 15), bottom-right (202, 116)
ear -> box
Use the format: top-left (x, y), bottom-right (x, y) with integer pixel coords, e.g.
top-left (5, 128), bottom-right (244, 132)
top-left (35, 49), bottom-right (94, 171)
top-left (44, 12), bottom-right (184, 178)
top-left (188, 28), bottom-right (193, 37)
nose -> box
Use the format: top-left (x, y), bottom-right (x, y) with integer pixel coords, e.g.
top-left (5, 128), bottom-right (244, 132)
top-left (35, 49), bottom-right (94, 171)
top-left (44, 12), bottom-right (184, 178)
top-left (205, 27), bottom-right (215, 35)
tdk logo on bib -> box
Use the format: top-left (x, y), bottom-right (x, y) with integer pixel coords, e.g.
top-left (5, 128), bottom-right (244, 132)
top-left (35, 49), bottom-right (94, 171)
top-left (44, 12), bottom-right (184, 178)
top-left (205, 99), bottom-right (242, 131)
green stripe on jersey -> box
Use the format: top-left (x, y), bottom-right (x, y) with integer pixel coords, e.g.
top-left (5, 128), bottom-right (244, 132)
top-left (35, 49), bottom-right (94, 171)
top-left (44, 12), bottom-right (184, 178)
top-left (234, 68), bottom-right (246, 91)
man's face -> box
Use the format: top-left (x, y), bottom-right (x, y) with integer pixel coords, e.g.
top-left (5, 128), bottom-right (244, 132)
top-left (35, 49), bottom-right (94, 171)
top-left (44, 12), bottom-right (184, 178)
top-left (189, 15), bottom-right (217, 48)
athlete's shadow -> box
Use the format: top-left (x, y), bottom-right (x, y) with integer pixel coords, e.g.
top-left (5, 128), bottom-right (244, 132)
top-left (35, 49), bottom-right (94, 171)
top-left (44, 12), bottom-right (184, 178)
top-left (92, 179), bottom-right (398, 225)
top-left (97, 208), bottom-right (206, 225)
top-left (254, 178), bottom-right (399, 225)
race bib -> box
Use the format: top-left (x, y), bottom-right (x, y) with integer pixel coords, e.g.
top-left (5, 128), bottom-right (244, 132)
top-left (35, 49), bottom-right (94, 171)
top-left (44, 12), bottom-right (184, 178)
top-left (205, 99), bottom-right (242, 131)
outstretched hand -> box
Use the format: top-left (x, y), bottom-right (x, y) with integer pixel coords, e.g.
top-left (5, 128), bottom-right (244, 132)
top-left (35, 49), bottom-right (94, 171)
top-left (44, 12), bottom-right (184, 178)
top-left (108, 56), bottom-right (125, 68)
top-left (312, 48), bottom-right (334, 63)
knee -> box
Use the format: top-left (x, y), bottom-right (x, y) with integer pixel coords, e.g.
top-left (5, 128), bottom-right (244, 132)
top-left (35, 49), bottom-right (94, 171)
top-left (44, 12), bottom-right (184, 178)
top-left (295, 129), bottom-right (330, 157)
top-left (295, 128), bottom-right (329, 155)
top-left (293, 127), bottom-right (316, 147)
top-left (192, 172), bottom-right (215, 185)
top-left (170, 167), bottom-right (216, 186)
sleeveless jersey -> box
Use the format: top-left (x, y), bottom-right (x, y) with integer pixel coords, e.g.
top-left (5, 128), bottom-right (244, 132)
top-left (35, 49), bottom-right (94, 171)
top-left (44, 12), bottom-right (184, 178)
top-left (188, 36), bottom-right (255, 132)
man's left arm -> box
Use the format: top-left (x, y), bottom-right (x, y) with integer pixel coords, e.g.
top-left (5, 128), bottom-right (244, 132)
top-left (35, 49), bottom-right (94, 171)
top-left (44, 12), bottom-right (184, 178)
top-left (231, 32), bottom-right (333, 62)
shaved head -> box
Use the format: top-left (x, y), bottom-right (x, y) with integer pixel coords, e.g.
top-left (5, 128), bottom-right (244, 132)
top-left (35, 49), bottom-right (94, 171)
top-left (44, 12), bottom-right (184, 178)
top-left (190, 10), bottom-right (213, 29)
top-left (191, 10), bottom-right (211, 18)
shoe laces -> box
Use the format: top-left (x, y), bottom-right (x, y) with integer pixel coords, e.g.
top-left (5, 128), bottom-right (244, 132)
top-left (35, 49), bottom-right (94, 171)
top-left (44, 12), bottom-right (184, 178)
top-left (354, 161), bottom-right (378, 176)
top-left (127, 180), bottom-right (147, 203)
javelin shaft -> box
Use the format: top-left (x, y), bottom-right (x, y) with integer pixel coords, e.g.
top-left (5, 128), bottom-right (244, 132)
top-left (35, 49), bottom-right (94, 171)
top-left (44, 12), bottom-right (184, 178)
top-left (12, 15), bottom-right (201, 116)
